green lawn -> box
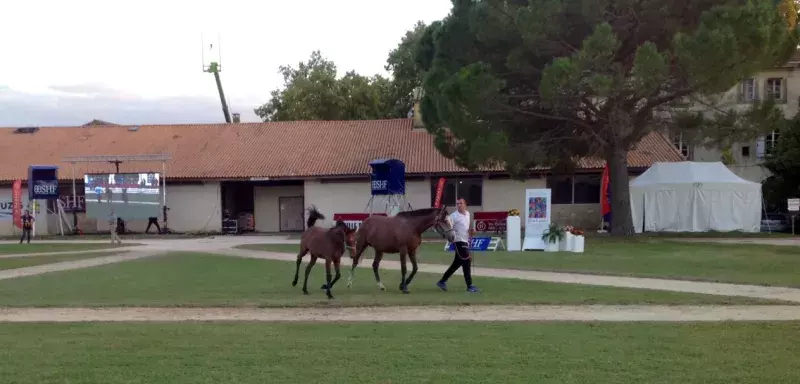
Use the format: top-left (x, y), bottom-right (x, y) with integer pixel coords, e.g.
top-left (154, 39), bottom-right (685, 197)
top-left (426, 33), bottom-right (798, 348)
top-left (238, 238), bottom-right (800, 287)
top-left (0, 252), bottom-right (120, 271)
top-left (0, 243), bottom-right (130, 255)
top-left (0, 322), bottom-right (798, 384)
top-left (0, 252), bottom-right (778, 307)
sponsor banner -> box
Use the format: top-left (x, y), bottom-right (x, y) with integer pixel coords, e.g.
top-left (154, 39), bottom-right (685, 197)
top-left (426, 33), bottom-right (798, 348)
top-left (473, 211), bottom-right (508, 233)
top-left (433, 177), bottom-right (446, 208)
top-left (332, 213), bottom-right (387, 230)
top-left (444, 237), bottom-right (493, 251)
top-left (12, 180), bottom-right (22, 228)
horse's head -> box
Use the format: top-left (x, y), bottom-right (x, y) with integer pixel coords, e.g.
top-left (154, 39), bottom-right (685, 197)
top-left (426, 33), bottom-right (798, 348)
top-left (432, 205), bottom-right (456, 243)
top-left (334, 219), bottom-right (357, 258)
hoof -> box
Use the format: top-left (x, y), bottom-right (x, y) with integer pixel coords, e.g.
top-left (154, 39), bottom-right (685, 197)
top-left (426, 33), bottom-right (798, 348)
top-left (326, 293), bottom-right (334, 300)
top-left (302, 289), bottom-right (309, 295)
top-left (378, 284), bottom-right (387, 291)
top-left (402, 288), bottom-right (410, 294)
top-left (292, 281), bottom-right (298, 287)
top-left (320, 284), bottom-right (328, 290)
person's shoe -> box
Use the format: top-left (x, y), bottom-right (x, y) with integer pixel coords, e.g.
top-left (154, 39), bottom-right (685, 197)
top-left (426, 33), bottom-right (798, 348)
top-left (436, 281), bottom-right (448, 291)
top-left (466, 285), bottom-right (480, 293)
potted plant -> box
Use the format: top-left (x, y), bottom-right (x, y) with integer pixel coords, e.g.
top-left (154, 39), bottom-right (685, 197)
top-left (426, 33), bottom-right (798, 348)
top-left (506, 208), bottom-right (522, 251)
top-left (570, 228), bottom-right (585, 253)
top-left (561, 225), bottom-right (575, 251)
top-left (541, 223), bottom-right (564, 252)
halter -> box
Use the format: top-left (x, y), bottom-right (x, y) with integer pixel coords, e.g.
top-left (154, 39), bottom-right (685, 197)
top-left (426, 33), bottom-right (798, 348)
top-left (433, 215), bottom-right (455, 239)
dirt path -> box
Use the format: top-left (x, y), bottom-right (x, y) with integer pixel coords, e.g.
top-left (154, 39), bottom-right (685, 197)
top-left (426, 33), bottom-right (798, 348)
top-left (2, 305), bottom-right (800, 322)
top-left (220, 248), bottom-right (800, 303)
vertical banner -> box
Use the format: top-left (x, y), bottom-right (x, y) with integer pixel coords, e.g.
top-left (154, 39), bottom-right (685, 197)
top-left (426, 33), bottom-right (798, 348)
top-left (12, 180), bottom-right (22, 229)
top-left (522, 188), bottom-right (552, 250)
top-left (601, 164), bottom-right (612, 226)
top-left (433, 177), bottom-right (446, 208)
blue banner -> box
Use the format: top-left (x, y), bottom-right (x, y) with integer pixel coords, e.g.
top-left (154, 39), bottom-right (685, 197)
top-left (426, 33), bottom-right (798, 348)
top-left (369, 159), bottom-right (405, 196)
top-left (28, 165), bottom-right (59, 200)
top-left (445, 237), bottom-right (492, 251)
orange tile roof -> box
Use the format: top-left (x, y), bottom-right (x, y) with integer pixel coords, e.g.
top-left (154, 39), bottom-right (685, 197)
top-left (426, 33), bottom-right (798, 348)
top-left (0, 119), bottom-right (683, 181)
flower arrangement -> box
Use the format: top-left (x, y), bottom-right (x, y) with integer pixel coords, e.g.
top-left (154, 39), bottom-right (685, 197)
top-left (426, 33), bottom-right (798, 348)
top-left (508, 209), bottom-right (520, 217)
top-left (541, 223), bottom-right (565, 244)
top-left (571, 228), bottom-right (584, 236)
top-left (563, 225), bottom-right (574, 233)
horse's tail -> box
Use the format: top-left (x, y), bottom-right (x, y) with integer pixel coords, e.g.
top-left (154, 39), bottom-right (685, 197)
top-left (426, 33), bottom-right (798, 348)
top-left (306, 205), bottom-right (325, 229)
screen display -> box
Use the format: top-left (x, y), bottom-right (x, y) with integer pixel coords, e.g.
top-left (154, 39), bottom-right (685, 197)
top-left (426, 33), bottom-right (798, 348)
top-left (83, 173), bottom-right (162, 220)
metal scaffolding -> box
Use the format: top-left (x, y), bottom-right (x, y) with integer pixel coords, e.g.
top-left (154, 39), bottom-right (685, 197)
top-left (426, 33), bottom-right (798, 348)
top-left (61, 154), bottom-right (172, 233)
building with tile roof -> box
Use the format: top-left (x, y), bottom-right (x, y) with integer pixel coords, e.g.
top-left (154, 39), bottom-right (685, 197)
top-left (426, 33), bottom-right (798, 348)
top-left (0, 118), bottom-right (683, 235)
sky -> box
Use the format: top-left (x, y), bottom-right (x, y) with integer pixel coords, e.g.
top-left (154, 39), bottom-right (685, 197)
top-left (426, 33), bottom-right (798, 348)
top-left (0, 0), bottom-right (453, 127)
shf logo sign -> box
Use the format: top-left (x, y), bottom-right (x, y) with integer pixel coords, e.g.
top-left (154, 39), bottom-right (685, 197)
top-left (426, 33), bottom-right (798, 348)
top-left (28, 165), bottom-right (60, 200)
top-left (371, 180), bottom-right (388, 191)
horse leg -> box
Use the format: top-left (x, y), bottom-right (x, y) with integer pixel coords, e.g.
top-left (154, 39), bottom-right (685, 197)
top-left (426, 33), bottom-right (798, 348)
top-left (404, 248), bottom-right (419, 288)
top-left (323, 257), bottom-right (334, 299)
top-left (372, 251), bottom-right (386, 291)
top-left (302, 255), bottom-right (317, 295)
top-left (327, 255), bottom-right (342, 289)
top-left (398, 251), bottom-right (409, 294)
top-left (292, 247), bottom-right (309, 286)
top-left (347, 240), bottom-right (369, 288)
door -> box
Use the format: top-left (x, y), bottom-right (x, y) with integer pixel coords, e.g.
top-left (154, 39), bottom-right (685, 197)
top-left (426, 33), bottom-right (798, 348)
top-left (279, 196), bottom-right (305, 232)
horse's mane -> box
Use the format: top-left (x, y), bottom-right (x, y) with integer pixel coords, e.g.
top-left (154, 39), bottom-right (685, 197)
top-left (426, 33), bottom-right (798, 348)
top-left (395, 207), bottom-right (441, 218)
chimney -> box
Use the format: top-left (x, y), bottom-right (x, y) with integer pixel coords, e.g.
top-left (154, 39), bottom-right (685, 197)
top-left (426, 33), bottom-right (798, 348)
top-left (411, 101), bottom-right (425, 130)
top-left (232, 113), bottom-right (241, 123)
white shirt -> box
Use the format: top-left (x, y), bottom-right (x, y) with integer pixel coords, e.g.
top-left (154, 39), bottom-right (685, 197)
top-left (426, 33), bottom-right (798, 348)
top-left (450, 210), bottom-right (471, 243)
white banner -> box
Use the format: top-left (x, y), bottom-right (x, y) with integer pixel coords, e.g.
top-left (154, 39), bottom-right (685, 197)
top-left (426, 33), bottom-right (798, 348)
top-left (522, 188), bottom-right (552, 250)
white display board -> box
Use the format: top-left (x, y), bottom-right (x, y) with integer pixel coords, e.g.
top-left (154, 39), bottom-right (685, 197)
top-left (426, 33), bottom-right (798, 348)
top-left (522, 188), bottom-right (552, 251)
top-left (788, 198), bottom-right (800, 212)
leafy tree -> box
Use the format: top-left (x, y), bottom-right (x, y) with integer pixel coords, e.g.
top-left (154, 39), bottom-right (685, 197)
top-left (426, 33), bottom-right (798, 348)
top-left (385, 21), bottom-right (430, 117)
top-left (255, 51), bottom-right (394, 121)
top-left (762, 114), bottom-right (800, 211)
top-left (416, 0), bottom-right (799, 235)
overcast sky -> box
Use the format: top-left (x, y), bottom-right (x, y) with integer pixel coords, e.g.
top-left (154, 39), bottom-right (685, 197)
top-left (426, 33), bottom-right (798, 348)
top-left (0, 0), bottom-right (452, 127)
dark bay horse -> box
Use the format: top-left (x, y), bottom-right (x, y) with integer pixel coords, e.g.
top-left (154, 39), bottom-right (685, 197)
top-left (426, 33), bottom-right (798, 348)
top-left (346, 206), bottom-right (455, 294)
top-left (292, 206), bottom-right (356, 299)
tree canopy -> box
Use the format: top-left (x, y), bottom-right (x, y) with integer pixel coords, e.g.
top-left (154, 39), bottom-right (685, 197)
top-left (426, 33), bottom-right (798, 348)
top-left (254, 51), bottom-right (395, 121)
top-left (416, 0), bottom-right (799, 235)
top-left (763, 115), bottom-right (800, 211)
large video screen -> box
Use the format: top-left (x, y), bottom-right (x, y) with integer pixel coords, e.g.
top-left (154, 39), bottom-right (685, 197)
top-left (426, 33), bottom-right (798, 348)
top-left (84, 173), bottom-right (162, 220)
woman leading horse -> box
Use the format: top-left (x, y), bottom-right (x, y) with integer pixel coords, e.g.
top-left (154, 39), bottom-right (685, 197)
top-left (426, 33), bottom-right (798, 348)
top-left (292, 206), bottom-right (356, 299)
top-left (346, 206), bottom-right (455, 294)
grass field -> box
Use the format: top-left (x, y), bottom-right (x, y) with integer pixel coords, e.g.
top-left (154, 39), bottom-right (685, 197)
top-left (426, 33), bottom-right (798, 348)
top-left (0, 243), bottom-right (130, 255)
top-left (0, 252), bottom-right (778, 307)
top-left (0, 321), bottom-right (797, 383)
top-left (0, 252), bottom-right (119, 271)
top-left (238, 238), bottom-right (800, 287)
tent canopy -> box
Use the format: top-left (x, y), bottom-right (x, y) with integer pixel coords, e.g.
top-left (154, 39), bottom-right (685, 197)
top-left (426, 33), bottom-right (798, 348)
top-left (630, 162), bottom-right (762, 233)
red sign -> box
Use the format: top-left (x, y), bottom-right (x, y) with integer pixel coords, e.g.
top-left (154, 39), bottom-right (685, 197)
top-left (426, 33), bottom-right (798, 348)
top-left (12, 180), bottom-right (22, 229)
top-left (433, 177), bottom-right (446, 208)
top-left (473, 211), bottom-right (508, 233)
top-left (333, 213), bottom-right (387, 230)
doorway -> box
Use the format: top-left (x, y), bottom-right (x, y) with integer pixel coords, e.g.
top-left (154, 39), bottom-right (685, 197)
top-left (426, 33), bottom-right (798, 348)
top-left (279, 196), bottom-right (305, 232)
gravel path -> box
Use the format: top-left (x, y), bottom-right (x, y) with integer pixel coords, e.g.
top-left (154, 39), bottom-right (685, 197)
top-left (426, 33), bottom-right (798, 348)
top-left (220, 248), bottom-right (800, 303)
top-left (0, 251), bottom-right (161, 281)
top-left (2, 305), bottom-right (800, 322)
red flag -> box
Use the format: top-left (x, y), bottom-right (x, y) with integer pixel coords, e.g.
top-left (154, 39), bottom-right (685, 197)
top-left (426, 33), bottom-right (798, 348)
top-left (433, 177), bottom-right (446, 208)
top-left (600, 164), bottom-right (611, 217)
top-left (12, 180), bottom-right (22, 229)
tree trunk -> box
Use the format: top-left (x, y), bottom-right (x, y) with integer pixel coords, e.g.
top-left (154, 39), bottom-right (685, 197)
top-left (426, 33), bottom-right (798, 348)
top-left (607, 143), bottom-right (635, 236)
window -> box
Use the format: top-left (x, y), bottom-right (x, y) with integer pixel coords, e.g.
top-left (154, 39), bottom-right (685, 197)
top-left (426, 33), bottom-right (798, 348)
top-left (741, 146), bottom-right (750, 157)
top-left (766, 131), bottom-right (780, 156)
top-left (765, 78), bottom-right (785, 101)
top-left (671, 132), bottom-right (689, 158)
top-left (430, 177), bottom-right (483, 206)
top-left (741, 78), bottom-right (757, 101)
top-left (547, 174), bottom-right (601, 204)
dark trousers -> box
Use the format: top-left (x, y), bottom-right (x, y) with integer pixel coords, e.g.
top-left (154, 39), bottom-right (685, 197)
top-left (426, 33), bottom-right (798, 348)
top-left (19, 228), bottom-right (31, 244)
top-left (145, 218), bottom-right (161, 234)
top-left (440, 241), bottom-right (473, 286)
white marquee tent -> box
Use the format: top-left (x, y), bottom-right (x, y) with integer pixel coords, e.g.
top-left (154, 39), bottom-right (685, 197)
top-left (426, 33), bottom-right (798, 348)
top-left (629, 162), bottom-right (762, 233)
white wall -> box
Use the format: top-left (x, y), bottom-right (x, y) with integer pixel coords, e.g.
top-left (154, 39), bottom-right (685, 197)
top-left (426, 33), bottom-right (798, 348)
top-left (0, 187), bottom-right (50, 236)
top-left (95, 182), bottom-right (222, 233)
top-left (253, 185), bottom-right (304, 232)
top-left (303, 179), bottom-right (432, 221)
